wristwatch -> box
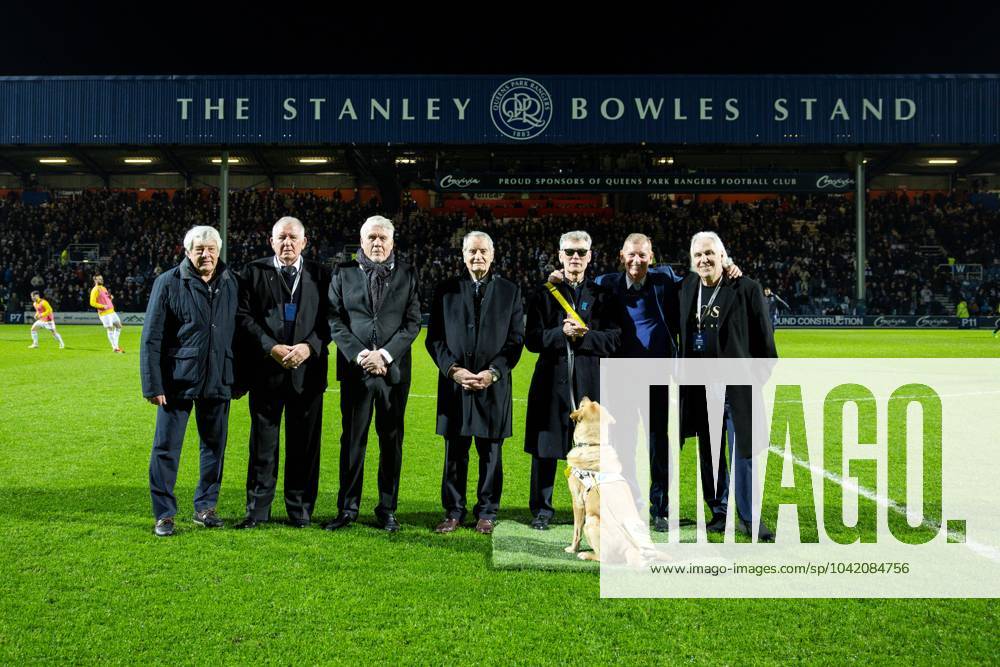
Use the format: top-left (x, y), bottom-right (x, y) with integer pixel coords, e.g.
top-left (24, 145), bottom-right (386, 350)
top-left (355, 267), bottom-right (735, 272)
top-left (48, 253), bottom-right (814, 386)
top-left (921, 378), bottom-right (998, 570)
top-left (489, 366), bottom-right (500, 383)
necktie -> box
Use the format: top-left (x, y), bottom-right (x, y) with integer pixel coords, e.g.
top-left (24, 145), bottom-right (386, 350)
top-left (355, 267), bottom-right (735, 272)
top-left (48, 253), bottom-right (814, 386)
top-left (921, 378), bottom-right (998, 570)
top-left (281, 265), bottom-right (297, 293)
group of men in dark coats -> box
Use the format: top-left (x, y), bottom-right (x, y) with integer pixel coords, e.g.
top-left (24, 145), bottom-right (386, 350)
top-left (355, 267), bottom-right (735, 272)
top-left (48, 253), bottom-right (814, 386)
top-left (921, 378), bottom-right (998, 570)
top-left (528, 230), bottom-right (778, 540)
top-left (141, 217), bottom-right (776, 541)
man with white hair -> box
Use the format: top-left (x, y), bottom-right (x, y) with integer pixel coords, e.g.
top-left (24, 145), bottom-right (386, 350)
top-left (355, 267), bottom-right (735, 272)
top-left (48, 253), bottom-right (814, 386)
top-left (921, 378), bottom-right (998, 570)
top-left (524, 230), bottom-right (621, 530)
top-left (234, 217), bottom-right (331, 529)
top-left (426, 231), bottom-right (524, 535)
top-left (679, 231), bottom-right (778, 542)
top-left (140, 225), bottom-right (239, 537)
top-left (326, 215), bottom-right (421, 533)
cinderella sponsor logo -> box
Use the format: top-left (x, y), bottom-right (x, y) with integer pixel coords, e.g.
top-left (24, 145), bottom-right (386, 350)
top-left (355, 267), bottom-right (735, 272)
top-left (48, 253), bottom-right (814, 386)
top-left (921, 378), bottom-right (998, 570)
top-left (816, 175), bottom-right (855, 189)
top-left (916, 316), bottom-right (952, 328)
top-left (438, 175), bottom-right (481, 189)
top-left (490, 78), bottom-right (553, 141)
top-left (874, 316), bottom-right (909, 327)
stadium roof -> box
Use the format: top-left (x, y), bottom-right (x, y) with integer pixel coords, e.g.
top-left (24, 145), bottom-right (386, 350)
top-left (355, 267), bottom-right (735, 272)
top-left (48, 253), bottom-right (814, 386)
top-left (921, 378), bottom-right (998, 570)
top-left (4, 75), bottom-right (1000, 184)
top-left (2, 145), bottom-right (997, 182)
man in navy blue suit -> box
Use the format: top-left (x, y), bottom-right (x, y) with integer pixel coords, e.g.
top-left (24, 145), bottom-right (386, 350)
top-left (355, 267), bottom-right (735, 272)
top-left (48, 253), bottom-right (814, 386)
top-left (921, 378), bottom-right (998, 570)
top-left (593, 234), bottom-right (683, 531)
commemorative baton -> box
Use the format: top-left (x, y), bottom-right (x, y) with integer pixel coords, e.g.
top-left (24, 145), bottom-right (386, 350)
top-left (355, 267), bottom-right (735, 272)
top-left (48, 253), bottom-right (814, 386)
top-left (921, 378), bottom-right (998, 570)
top-left (544, 282), bottom-right (587, 327)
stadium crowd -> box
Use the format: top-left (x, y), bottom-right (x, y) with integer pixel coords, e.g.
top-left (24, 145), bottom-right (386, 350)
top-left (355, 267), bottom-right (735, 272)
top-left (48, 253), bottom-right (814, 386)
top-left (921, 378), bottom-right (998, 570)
top-left (1, 188), bottom-right (997, 317)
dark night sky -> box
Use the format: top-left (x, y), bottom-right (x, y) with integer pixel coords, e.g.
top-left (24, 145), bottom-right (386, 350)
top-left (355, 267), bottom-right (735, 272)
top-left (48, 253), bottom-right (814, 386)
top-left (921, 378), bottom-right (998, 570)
top-left (3, 2), bottom-right (1000, 76)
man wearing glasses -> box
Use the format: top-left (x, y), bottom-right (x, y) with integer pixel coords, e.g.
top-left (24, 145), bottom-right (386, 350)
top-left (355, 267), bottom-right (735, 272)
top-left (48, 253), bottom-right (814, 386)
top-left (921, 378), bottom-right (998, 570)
top-left (524, 231), bottom-right (621, 530)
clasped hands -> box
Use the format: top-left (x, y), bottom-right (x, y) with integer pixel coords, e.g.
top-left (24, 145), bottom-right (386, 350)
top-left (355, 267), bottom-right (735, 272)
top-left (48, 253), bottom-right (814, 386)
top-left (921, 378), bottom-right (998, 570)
top-left (449, 366), bottom-right (494, 392)
top-left (271, 343), bottom-right (312, 369)
top-left (358, 348), bottom-right (388, 376)
top-left (562, 318), bottom-right (588, 341)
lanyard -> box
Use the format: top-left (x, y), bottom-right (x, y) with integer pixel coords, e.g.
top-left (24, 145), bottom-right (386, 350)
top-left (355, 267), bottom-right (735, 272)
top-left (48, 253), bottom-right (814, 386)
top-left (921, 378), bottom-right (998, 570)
top-left (696, 280), bottom-right (722, 331)
top-left (273, 257), bottom-right (302, 296)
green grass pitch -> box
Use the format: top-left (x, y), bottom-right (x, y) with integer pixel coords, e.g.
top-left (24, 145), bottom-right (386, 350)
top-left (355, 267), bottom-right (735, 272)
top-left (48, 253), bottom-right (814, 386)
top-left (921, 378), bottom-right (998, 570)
top-left (0, 325), bottom-right (998, 663)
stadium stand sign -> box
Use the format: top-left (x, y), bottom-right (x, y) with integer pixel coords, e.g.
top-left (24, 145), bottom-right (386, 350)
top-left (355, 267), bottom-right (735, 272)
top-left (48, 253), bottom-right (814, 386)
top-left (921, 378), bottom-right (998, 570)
top-left (4, 75), bottom-right (1000, 144)
top-left (435, 172), bottom-right (855, 192)
top-left (777, 315), bottom-right (997, 329)
top-left (18, 311), bottom-right (146, 325)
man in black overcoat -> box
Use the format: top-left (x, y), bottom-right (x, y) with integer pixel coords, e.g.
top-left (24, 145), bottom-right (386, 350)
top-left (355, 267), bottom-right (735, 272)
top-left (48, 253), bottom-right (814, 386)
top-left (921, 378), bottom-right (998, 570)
top-left (524, 230), bottom-right (621, 530)
top-left (234, 216), bottom-right (331, 529)
top-left (425, 231), bottom-right (525, 535)
top-left (679, 231), bottom-right (778, 542)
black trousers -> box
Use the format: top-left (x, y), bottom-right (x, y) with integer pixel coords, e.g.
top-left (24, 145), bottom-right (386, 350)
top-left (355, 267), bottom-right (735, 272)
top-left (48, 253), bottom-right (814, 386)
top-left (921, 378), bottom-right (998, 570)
top-left (149, 398), bottom-right (229, 520)
top-left (338, 377), bottom-right (409, 518)
top-left (245, 386), bottom-right (324, 523)
top-left (529, 455), bottom-right (559, 520)
top-left (442, 437), bottom-right (503, 521)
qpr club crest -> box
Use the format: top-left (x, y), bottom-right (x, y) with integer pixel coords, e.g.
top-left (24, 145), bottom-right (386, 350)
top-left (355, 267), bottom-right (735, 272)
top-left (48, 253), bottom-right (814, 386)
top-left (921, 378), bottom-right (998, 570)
top-left (490, 77), bottom-right (553, 140)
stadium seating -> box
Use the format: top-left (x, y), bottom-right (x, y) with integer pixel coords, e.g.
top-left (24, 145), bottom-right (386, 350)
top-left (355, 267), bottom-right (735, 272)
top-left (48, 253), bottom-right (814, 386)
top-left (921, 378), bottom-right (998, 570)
top-left (0, 189), bottom-right (997, 317)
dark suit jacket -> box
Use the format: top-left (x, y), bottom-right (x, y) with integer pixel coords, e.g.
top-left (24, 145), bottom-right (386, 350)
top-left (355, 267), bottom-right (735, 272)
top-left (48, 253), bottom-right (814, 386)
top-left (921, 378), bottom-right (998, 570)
top-left (425, 273), bottom-right (525, 439)
top-left (595, 264), bottom-right (682, 358)
top-left (678, 273), bottom-right (778, 452)
top-left (524, 279), bottom-right (621, 458)
top-left (328, 259), bottom-right (421, 385)
top-left (236, 256), bottom-right (331, 395)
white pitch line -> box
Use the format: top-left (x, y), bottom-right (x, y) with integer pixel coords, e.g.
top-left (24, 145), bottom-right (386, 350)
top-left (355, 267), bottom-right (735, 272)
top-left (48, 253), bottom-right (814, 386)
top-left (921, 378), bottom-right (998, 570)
top-left (768, 444), bottom-right (1000, 563)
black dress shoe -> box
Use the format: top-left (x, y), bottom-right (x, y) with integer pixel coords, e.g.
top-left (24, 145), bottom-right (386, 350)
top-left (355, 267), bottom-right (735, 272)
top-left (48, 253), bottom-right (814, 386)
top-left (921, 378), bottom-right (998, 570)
top-left (322, 514), bottom-right (355, 531)
top-left (706, 513), bottom-right (727, 533)
top-left (234, 516), bottom-right (267, 530)
top-left (378, 513), bottom-right (401, 533)
top-left (285, 518), bottom-right (310, 528)
top-left (737, 518), bottom-right (776, 543)
top-left (652, 516), bottom-right (669, 532)
top-left (530, 515), bottom-right (550, 531)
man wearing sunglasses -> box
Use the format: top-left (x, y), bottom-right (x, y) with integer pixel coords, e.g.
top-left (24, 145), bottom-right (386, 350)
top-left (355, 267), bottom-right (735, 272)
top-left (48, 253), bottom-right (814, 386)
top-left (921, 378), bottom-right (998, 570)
top-left (524, 231), bottom-right (622, 530)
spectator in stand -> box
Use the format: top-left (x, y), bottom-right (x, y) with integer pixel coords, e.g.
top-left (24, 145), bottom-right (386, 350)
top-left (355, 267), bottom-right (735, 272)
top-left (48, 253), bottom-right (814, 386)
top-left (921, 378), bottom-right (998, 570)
top-left (1, 189), bottom-right (997, 319)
